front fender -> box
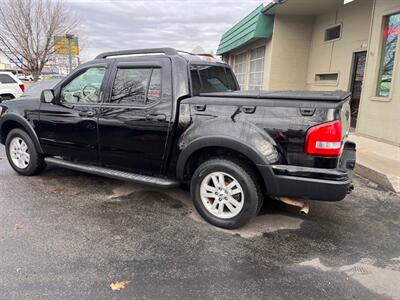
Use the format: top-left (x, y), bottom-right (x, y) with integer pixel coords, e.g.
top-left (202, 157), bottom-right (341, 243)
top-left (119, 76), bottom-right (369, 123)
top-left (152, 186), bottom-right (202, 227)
top-left (0, 113), bottom-right (43, 153)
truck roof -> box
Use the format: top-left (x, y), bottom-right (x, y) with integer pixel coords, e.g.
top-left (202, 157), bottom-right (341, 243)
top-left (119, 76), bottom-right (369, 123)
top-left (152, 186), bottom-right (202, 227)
top-left (94, 47), bottom-right (228, 66)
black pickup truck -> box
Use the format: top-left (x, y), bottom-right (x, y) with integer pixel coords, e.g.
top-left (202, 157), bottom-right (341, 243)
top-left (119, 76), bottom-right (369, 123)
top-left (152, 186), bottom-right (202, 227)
top-left (0, 48), bottom-right (355, 229)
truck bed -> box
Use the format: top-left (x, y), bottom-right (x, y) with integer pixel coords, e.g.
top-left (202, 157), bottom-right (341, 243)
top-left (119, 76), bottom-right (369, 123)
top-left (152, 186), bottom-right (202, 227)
top-left (199, 90), bottom-right (351, 101)
top-left (180, 90), bottom-right (351, 169)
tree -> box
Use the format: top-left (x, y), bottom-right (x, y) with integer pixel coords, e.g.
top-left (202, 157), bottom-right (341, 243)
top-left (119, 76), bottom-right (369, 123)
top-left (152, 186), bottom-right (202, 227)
top-left (0, 0), bottom-right (78, 81)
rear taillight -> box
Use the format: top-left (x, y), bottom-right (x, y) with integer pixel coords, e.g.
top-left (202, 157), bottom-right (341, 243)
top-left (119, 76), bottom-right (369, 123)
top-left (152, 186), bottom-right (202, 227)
top-left (304, 120), bottom-right (342, 157)
top-left (19, 83), bottom-right (25, 92)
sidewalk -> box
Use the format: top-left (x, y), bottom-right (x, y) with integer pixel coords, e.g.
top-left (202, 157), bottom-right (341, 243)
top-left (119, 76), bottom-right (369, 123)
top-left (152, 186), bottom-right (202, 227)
top-left (350, 134), bottom-right (400, 193)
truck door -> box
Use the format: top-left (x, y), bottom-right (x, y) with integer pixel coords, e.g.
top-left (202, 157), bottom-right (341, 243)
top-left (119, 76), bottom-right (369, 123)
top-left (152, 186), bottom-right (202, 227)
top-left (38, 63), bottom-right (110, 162)
top-left (98, 58), bottom-right (173, 174)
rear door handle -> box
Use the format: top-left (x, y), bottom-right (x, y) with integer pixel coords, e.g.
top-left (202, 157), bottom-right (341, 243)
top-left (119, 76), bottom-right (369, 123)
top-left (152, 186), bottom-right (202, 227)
top-left (146, 113), bottom-right (167, 121)
top-left (79, 110), bottom-right (95, 118)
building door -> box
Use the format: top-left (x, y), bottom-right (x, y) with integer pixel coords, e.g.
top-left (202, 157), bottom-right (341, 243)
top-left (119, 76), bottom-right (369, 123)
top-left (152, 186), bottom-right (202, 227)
top-left (349, 51), bottom-right (367, 128)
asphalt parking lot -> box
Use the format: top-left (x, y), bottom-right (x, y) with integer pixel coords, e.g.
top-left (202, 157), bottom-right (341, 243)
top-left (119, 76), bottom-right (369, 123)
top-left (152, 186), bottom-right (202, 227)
top-left (0, 145), bottom-right (399, 300)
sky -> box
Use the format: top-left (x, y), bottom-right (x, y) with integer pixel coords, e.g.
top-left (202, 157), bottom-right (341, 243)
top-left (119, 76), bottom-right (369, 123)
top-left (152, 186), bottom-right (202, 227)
top-left (66, 0), bottom-right (264, 62)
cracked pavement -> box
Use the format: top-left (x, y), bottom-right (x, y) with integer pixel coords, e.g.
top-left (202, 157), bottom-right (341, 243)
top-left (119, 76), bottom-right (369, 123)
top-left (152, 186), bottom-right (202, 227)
top-left (0, 145), bottom-right (399, 299)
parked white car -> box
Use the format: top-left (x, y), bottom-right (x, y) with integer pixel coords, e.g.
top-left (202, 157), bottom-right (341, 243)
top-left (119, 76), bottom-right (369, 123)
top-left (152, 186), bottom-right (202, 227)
top-left (18, 74), bottom-right (34, 82)
top-left (0, 71), bottom-right (24, 102)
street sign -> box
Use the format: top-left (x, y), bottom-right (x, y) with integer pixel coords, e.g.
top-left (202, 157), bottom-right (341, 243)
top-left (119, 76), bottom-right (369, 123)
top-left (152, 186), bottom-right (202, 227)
top-left (54, 35), bottom-right (79, 55)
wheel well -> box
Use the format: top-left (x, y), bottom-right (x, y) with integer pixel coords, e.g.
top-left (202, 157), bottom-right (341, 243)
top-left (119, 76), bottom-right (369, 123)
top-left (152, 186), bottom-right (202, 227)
top-left (183, 146), bottom-right (266, 194)
top-left (0, 94), bottom-right (15, 100)
top-left (0, 120), bottom-right (23, 144)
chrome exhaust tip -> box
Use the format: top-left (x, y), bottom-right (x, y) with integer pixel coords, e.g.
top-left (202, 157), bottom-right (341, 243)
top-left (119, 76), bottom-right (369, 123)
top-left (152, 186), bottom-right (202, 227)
top-left (279, 197), bottom-right (310, 216)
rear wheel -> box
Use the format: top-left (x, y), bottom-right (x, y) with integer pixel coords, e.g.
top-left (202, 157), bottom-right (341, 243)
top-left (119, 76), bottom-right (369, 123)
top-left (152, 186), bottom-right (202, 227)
top-left (191, 158), bottom-right (263, 229)
top-left (5, 128), bottom-right (45, 175)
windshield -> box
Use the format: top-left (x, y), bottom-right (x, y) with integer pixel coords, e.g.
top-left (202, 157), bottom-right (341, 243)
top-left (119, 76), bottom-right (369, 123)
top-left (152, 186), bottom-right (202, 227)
top-left (190, 65), bottom-right (238, 95)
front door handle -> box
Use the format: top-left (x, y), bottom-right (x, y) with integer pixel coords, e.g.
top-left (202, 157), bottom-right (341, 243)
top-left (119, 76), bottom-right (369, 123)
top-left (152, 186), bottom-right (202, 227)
top-left (79, 110), bottom-right (95, 118)
top-left (242, 106), bottom-right (256, 114)
top-left (194, 104), bottom-right (206, 111)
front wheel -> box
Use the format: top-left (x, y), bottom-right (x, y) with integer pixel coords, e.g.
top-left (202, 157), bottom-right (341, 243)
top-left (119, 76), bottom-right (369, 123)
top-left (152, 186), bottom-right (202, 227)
top-left (191, 158), bottom-right (263, 229)
top-left (5, 128), bottom-right (45, 176)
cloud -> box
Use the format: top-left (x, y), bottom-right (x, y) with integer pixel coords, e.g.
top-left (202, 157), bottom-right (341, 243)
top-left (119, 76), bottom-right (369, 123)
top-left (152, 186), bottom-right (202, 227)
top-left (66, 0), bottom-right (262, 61)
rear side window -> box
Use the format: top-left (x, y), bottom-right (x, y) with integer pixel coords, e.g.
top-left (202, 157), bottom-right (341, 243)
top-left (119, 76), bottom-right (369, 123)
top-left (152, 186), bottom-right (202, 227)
top-left (190, 65), bottom-right (237, 95)
top-left (0, 74), bottom-right (17, 84)
top-left (111, 68), bottom-right (161, 105)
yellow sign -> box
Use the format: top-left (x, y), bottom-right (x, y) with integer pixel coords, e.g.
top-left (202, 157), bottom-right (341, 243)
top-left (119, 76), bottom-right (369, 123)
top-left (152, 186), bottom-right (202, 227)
top-left (54, 36), bottom-right (79, 55)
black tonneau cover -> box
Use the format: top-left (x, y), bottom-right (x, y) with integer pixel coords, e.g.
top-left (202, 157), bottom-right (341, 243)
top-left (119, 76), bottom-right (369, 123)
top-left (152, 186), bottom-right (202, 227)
top-left (200, 90), bottom-right (351, 102)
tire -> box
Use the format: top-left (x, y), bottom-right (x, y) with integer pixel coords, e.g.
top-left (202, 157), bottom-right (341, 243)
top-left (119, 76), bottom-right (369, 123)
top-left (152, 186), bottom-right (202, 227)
top-left (5, 128), bottom-right (45, 176)
top-left (191, 158), bottom-right (263, 229)
top-left (180, 182), bottom-right (190, 191)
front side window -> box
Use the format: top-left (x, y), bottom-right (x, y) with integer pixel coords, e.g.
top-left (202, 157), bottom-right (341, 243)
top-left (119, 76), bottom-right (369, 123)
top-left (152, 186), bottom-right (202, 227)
top-left (248, 46), bottom-right (265, 91)
top-left (111, 68), bottom-right (161, 105)
top-left (377, 13), bottom-right (400, 97)
top-left (234, 52), bottom-right (247, 88)
top-left (61, 67), bottom-right (106, 103)
top-left (190, 65), bottom-right (237, 95)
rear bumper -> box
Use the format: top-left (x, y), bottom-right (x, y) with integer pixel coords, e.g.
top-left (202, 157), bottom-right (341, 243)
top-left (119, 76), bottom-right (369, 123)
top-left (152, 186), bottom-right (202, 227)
top-left (272, 169), bottom-right (353, 201)
top-left (258, 142), bottom-right (356, 201)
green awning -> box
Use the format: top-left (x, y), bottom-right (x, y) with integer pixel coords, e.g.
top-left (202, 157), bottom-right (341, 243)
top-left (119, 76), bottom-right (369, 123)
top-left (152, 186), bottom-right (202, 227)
top-left (216, 5), bottom-right (274, 56)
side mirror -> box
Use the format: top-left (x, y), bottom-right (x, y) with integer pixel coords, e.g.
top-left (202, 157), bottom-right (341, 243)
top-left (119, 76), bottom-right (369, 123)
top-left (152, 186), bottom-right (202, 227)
top-left (41, 89), bottom-right (55, 103)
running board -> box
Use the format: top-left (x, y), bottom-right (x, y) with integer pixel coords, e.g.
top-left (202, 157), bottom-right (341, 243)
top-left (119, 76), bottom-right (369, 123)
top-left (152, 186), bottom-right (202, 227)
top-left (44, 157), bottom-right (179, 188)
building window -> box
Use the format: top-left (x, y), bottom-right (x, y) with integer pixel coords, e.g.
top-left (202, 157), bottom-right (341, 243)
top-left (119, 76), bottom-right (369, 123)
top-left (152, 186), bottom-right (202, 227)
top-left (325, 24), bottom-right (342, 42)
top-left (234, 52), bottom-right (247, 88)
top-left (377, 12), bottom-right (400, 97)
top-left (315, 73), bottom-right (339, 82)
top-left (248, 46), bottom-right (265, 91)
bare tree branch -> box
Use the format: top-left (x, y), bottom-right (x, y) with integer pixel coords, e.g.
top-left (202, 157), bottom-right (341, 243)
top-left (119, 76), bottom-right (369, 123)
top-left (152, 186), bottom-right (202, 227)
top-left (0, 0), bottom-right (79, 80)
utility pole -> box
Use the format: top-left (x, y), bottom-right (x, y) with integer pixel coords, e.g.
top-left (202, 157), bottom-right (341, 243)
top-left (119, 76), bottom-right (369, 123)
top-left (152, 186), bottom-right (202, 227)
top-left (65, 33), bottom-right (74, 73)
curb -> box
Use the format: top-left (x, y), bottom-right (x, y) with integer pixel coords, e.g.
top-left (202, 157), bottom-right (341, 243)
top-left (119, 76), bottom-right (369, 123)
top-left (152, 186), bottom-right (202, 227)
top-left (355, 163), bottom-right (400, 193)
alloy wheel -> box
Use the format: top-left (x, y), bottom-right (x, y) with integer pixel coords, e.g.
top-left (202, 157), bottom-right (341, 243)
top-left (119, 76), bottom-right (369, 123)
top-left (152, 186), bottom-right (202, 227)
top-left (199, 171), bottom-right (244, 219)
top-left (9, 137), bottom-right (30, 169)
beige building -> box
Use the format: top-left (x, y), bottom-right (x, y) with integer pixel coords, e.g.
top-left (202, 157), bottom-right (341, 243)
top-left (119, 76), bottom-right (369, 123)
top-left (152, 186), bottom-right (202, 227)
top-left (217, 0), bottom-right (400, 146)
